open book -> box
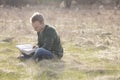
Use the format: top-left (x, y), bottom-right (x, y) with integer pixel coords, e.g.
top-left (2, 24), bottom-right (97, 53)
top-left (16, 44), bottom-right (37, 55)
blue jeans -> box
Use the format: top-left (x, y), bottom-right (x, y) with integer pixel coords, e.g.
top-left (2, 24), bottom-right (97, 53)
top-left (18, 48), bottom-right (54, 61)
top-left (33, 48), bottom-right (54, 61)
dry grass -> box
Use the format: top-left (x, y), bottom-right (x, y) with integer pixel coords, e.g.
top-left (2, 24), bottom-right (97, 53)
top-left (0, 5), bottom-right (120, 80)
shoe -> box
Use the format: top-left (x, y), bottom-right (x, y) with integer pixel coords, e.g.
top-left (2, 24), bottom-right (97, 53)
top-left (17, 55), bottom-right (31, 61)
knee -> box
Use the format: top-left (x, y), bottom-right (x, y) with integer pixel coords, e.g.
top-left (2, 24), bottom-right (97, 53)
top-left (33, 48), bottom-right (43, 61)
top-left (36, 48), bottom-right (45, 53)
top-left (34, 48), bottom-right (43, 56)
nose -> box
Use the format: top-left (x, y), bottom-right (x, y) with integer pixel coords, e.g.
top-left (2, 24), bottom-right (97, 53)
top-left (34, 26), bottom-right (38, 29)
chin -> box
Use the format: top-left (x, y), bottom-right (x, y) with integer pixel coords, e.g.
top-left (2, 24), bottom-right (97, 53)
top-left (36, 30), bottom-right (39, 32)
top-left (36, 30), bottom-right (40, 32)
top-left (34, 29), bottom-right (38, 32)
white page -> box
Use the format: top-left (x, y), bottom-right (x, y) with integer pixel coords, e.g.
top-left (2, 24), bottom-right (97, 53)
top-left (16, 44), bottom-right (35, 55)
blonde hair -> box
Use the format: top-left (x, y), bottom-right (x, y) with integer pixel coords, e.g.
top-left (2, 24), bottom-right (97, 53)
top-left (30, 12), bottom-right (44, 23)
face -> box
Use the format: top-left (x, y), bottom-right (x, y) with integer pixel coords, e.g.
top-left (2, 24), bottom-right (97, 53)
top-left (32, 21), bottom-right (44, 32)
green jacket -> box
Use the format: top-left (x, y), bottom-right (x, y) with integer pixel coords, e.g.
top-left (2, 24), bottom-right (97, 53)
top-left (37, 25), bottom-right (63, 58)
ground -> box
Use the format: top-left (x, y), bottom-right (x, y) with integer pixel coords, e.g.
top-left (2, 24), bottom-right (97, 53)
top-left (0, 5), bottom-right (120, 80)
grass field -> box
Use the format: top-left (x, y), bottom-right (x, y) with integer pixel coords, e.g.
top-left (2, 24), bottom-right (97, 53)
top-left (0, 5), bottom-right (120, 80)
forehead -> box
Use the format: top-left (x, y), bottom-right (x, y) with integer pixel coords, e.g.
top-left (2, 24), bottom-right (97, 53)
top-left (32, 21), bottom-right (42, 26)
top-left (32, 21), bottom-right (40, 24)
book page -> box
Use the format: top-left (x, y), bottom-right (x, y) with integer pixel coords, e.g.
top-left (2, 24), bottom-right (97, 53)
top-left (16, 44), bottom-right (36, 55)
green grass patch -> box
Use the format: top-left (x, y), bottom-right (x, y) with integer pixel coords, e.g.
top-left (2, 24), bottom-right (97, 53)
top-left (0, 39), bottom-right (119, 80)
top-left (59, 70), bottom-right (88, 80)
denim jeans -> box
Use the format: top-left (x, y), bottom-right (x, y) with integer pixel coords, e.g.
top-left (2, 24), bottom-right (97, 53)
top-left (18, 48), bottom-right (54, 61)
top-left (33, 48), bottom-right (54, 61)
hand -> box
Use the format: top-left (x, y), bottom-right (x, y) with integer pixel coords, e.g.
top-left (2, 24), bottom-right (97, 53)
top-left (33, 45), bottom-right (37, 49)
